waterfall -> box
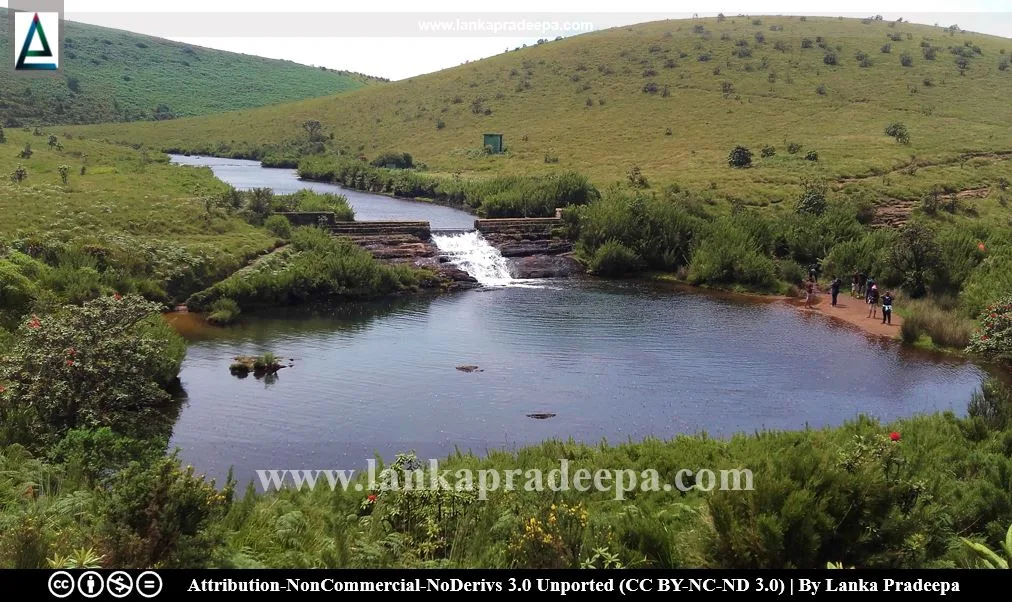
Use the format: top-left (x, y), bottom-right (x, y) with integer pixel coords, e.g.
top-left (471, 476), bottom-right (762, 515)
top-left (431, 231), bottom-right (514, 287)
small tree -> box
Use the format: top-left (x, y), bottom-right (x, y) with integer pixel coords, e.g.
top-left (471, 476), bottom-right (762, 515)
top-left (48, 135), bottom-right (58, 149)
top-left (760, 145), bottom-right (776, 158)
top-left (787, 142), bottom-right (802, 154)
top-left (884, 122), bottom-right (911, 144)
top-left (58, 164), bottom-right (70, 185)
top-left (805, 150), bottom-right (819, 161)
top-left (900, 53), bottom-right (914, 67)
top-left (823, 52), bottom-right (838, 65)
top-left (302, 119), bottom-right (324, 142)
top-left (889, 222), bottom-right (941, 298)
top-left (728, 145), bottom-right (753, 168)
top-left (9, 164), bottom-right (27, 184)
top-left (19, 143), bottom-right (32, 159)
top-left (796, 178), bottom-right (828, 216)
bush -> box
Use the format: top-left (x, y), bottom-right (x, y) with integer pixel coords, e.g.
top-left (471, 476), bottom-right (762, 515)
top-left (801, 38), bottom-right (813, 49)
top-left (727, 145), bottom-right (753, 168)
top-left (889, 223), bottom-right (941, 298)
top-left (823, 52), bottom-right (838, 65)
top-left (900, 53), bottom-right (914, 67)
top-left (795, 179), bottom-right (828, 216)
top-left (777, 260), bottom-right (807, 285)
top-left (760, 145), bottom-right (776, 158)
top-left (0, 296), bottom-right (184, 449)
top-left (370, 151), bottom-right (414, 169)
top-left (884, 122), bottom-right (911, 144)
top-left (881, 44), bottom-right (892, 53)
top-left (264, 214), bottom-right (293, 239)
top-left (688, 217), bottom-right (778, 290)
top-left (588, 241), bottom-right (643, 277)
top-left (206, 298), bottom-right (241, 326)
top-left (787, 142), bottom-right (802, 154)
top-left (967, 378), bottom-right (1012, 431)
top-left (9, 164), bottom-right (27, 184)
top-left (804, 150), bottom-right (819, 161)
top-left (965, 296), bottom-right (1012, 363)
top-left (923, 46), bottom-right (937, 60)
top-left (815, 83), bottom-right (827, 95)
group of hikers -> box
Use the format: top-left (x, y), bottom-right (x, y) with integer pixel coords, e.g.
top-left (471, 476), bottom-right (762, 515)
top-left (804, 264), bottom-right (895, 325)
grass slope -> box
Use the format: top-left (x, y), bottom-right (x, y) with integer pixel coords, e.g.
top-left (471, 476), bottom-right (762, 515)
top-left (72, 16), bottom-right (1012, 209)
top-left (0, 12), bottom-right (384, 126)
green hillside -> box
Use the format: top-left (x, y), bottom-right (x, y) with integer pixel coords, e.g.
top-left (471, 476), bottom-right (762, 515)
top-left (0, 12), bottom-right (385, 126)
top-left (73, 16), bottom-right (1011, 216)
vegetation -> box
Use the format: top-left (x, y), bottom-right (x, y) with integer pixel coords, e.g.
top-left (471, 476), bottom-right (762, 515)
top-left (966, 296), bottom-right (1012, 363)
top-left (0, 13), bottom-right (383, 125)
top-left (185, 228), bottom-right (427, 312)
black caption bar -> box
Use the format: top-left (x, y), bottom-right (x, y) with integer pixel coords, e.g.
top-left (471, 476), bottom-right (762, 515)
top-left (13, 569), bottom-right (997, 600)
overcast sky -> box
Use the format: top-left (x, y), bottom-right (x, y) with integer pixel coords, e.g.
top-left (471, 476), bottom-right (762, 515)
top-left (5, 1), bottom-right (1011, 79)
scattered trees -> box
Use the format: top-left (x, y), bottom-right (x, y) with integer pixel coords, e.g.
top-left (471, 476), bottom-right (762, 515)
top-left (727, 145), bottom-right (753, 168)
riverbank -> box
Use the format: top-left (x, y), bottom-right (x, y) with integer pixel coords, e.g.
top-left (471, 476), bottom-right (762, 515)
top-left (790, 288), bottom-right (903, 340)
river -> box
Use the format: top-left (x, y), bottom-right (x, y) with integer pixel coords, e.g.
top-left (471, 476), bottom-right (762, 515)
top-left (167, 155), bottom-right (988, 486)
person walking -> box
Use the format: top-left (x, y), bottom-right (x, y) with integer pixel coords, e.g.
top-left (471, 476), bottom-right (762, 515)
top-left (881, 291), bottom-right (894, 325)
top-left (867, 284), bottom-right (880, 318)
top-left (808, 263), bottom-right (818, 283)
top-left (805, 281), bottom-right (816, 308)
top-left (830, 276), bottom-right (842, 307)
top-left (851, 271), bottom-right (860, 297)
top-left (865, 276), bottom-right (876, 303)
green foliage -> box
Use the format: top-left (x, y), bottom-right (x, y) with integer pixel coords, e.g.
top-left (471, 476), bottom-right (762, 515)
top-left (899, 299), bottom-right (974, 349)
top-left (760, 145), bottom-right (776, 158)
top-left (9, 164), bottom-right (27, 184)
top-left (264, 215), bottom-right (292, 240)
top-left (270, 189), bottom-right (355, 221)
top-left (370, 152), bottom-right (414, 169)
top-left (727, 145), bottom-right (753, 168)
top-left (0, 295), bottom-right (184, 449)
top-left (186, 228), bottom-right (424, 311)
top-left (588, 241), bottom-right (643, 277)
top-left (57, 164), bottom-right (70, 185)
top-left (884, 122), bottom-right (911, 144)
top-left (0, 12), bottom-right (380, 126)
top-left (795, 178), bottom-right (828, 216)
top-left (688, 216), bottom-right (778, 290)
top-left (966, 296), bottom-right (1012, 363)
top-left (786, 142), bottom-right (802, 154)
top-left (804, 150), bottom-right (819, 161)
top-left (889, 222), bottom-right (941, 298)
top-left (206, 298), bottom-right (241, 326)
top-left (967, 378), bottom-right (1012, 432)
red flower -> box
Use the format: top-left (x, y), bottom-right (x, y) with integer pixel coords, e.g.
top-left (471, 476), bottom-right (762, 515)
top-left (65, 360), bottom-right (74, 367)
top-left (978, 242), bottom-right (986, 252)
top-left (26, 316), bottom-right (41, 329)
top-left (889, 431), bottom-right (901, 442)
top-left (66, 348), bottom-right (76, 356)
top-left (113, 293), bottom-right (123, 300)
top-left (0, 385), bottom-right (6, 394)
top-left (366, 494), bottom-right (377, 503)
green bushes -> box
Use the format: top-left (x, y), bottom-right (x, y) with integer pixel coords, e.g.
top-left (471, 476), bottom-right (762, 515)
top-left (687, 217), bottom-right (778, 290)
top-left (588, 241), bottom-right (642, 277)
top-left (727, 146), bottom-right (753, 168)
top-left (264, 215), bottom-right (292, 239)
top-left (965, 296), bottom-right (1012, 363)
top-left (884, 122), bottom-right (911, 144)
top-left (206, 298), bottom-right (241, 326)
top-left (272, 189), bottom-right (354, 221)
top-left (0, 295), bottom-right (184, 450)
top-left (185, 227), bottom-right (424, 311)
top-left (370, 151), bottom-right (414, 169)
top-left (298, 156), bottom-right (597, 218)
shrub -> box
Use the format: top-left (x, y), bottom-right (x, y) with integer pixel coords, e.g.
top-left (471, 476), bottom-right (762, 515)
top-left (206, 298), bottom-right (241, 326)
top-left (721, 81), bottom-right (735, 96)
top-left (804, 150), bottom-right (819, 161)
top-left (9, 164), bottom-right (27, 184)
top-left (900, 53), bottom-right (914, 67)
top-left (787, 142), bottom-right (802, 154)
top-left (881, 44), bottom-right (893, 53)
top-left (370, 151), bottom-right (414, 169)
top-left (0, 127), bottom-right (5, 144)
top-left (588, 241), bottom-right (643, 277)
top-left (727, 145), bottom-right (753, 168)
top-left (823, 52), bottom-right (838, 65)
top-left (0, 296), bottom-right (184, 449)
top-left (777, 259), bottom-right (807, 284)
top-left (18, 143), bottom-right (32, 159)
top-left (884, 122), bottom-right (911, 144)
top-left (965, 296), bottom-right (1012, 363)
top-left (967, 378), bottom-right (1012, 431)
top-left (688, 217), bottom-right (778, 289)
top-left (922, 46), bottom-right (937, 60)
top-left (801, 38), bottom-right (813, 49)
top-left (760, 145), bottom-right (776, 158)
top-left (889, 223), bottom-right (941, 298)
top-left (999, 56), bottom-right (1010, 71)
top-left (815, 83), bottom-right (827, 95)
top-left (642, 81), bottom-right (659, 94)
top-left (57, 165), bottom-right (70, 185)
top-left (435, 119), bottom-right (446, 130)
top-left (795, 179), bottom-right (828, 216)
top-left (264, 214), bottom-right (293, 239)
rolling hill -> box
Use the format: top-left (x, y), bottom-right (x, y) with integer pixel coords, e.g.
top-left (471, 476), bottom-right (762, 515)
top-left (0, 12), bottom-right (384, 126)
top-left (72, 16), bottom-right (1012, 217)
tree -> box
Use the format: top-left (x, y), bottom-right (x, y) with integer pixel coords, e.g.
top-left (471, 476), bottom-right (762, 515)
top-left (728, 145), bottom-right (753, 168)
top-left (889, 222), bottom-right (941, 298)
top-left (9, 164), bottom-right (27, 184)
top-left (0, 296), bottom-right (185, 449)
top-left (58, 164), bottom-right (70, 185)
top-left (18, 143), bottom-right (32, 159)
top-left (48, 135), bottom-right (58, 149)
top-left (302, 119), bottom-right (324, 142)
top-left (795, 178), bottom-right (828, 216)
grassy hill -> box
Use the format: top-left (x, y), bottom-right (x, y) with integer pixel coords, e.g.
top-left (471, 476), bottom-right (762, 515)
top-left (72, 16), bottom-right (1012, 215)
top-left (0, 12), bottom-right (384, 126)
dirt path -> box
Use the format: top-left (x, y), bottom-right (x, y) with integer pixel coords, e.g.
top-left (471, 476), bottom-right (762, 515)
top-left (786, 286), bottom-right (903, 339)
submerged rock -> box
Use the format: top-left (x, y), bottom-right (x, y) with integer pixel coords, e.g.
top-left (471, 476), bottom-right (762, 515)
top-left (456, 365), bottom-right (483, 373)
top-left (526, 412), bottom-right (557, 420)
top-left (510, 254), bottom-right (584, 278)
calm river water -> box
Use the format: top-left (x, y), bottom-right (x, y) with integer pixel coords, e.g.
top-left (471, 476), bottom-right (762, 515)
top-left (167, 155), bottom-right (987, 486)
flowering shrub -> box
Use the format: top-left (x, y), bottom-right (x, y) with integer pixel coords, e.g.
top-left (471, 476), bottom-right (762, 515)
top-left (509, 502), bottom-right (588, 568)
top-left (966, 296), bottom-right (1012, 363)
top-left (0, 295), bottom-right (185, 448)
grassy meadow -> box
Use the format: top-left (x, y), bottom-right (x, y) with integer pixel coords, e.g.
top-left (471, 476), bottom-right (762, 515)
top-left (71, 16), bottom-right (1012, 211)
top-left (0, 13), bottom-right (383, 126)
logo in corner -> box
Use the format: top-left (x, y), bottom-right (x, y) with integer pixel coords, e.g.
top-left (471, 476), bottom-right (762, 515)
top-left (14, 12), bottom-right (59, 70)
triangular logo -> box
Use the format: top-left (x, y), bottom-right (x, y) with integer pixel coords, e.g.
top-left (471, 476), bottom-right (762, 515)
top-left (16, 13), bottom-right (57, 70)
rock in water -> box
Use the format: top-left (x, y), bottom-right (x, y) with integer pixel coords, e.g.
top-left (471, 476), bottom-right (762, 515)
top-left (526, 412), bottom-right (557, 419)
top-left (456, 365), bottom-right (482, 373)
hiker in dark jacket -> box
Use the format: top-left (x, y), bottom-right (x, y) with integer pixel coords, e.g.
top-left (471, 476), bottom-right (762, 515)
top-left (867, 285), bottom-right (880, 318)
top-left (830, 276), bottom-right (842, 307)
top-left (881, 292), bottom-right (894, 325)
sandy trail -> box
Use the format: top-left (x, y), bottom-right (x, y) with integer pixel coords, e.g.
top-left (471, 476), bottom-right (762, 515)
top-left (787, 286), bottom-right (903, 339)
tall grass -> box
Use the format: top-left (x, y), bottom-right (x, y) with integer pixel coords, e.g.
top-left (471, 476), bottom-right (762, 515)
top-left (900, 298), bottom-right (975, 349)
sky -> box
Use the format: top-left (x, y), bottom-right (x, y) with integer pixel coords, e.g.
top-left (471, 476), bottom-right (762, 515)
top-left (5, 1), bottom-right (1012, 79)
